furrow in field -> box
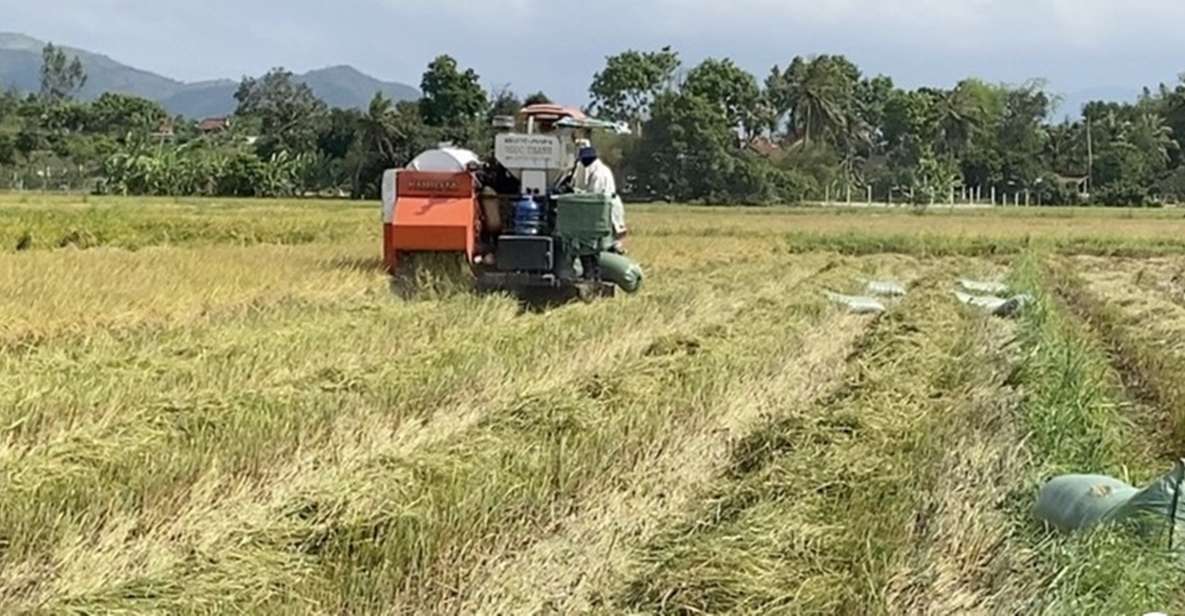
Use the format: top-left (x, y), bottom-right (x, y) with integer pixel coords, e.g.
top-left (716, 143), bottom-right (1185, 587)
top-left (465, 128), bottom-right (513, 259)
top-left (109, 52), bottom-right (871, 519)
top-left (613, 262), bottom-right (1041, 615)
top-left (882, 317), bottom-right (1035, 615)
top-left (456, 311), bottom-right (873, 615)
top-left (449, 257), bottom-right (930, 614)
top-left (0, 254), bottom-right (831, 612)
top-left (1058, 256), bottom-right (1185, 453)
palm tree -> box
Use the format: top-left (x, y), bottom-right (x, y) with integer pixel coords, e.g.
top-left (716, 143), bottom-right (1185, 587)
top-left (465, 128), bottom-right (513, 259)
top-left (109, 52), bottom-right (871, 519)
top-left (779, 56), bottom-right (851, 146)
top-left (359, 93), bottom-right (401, 164)
top-left (352, 93), bottom-right (404, 195)
top-left (1125, 112), bottom-right (1178, 168)
top-left (934, 85), bottom-right (986, 158)
top-left (1043, 122), bottom-right (1087, 176)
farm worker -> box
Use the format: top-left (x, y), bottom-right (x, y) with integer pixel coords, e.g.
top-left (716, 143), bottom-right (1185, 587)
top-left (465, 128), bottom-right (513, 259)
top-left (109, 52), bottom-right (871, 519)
top-left (573, 144), bottom-right (628, 245)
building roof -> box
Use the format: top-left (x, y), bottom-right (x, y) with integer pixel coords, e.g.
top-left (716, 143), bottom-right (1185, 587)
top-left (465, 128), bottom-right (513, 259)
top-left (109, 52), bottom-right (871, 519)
top-left (518, 104), bottom-right (587, 122)
top-left (747, 137), bottom-right (783, 158)
top-left (198, 117), bottom-right (231, 131)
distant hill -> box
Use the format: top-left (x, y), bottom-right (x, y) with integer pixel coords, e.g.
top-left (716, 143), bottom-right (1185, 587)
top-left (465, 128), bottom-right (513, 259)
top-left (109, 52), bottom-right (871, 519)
top-left (0, 32), bottom-right (419, 118)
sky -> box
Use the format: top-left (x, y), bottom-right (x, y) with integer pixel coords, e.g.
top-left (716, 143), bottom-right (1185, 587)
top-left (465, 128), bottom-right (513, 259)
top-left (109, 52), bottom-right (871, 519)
top-left (4, 0), bottom-right (1185, 112)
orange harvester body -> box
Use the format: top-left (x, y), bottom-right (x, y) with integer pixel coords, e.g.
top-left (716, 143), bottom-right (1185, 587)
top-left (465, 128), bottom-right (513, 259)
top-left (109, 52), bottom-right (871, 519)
top-left (383, 170), bottom-right (478, 273)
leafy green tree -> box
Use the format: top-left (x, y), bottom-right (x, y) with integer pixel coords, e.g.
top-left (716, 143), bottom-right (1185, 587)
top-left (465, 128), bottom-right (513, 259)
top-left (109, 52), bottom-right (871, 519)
top-left (317, 108), bottom-right (362, 159)
top-left (630, 90), bottom-right (798, 203)
top-left (40, 43), bottom-right (87, 102)
top-left (683, 58), bottom-right (766, 141)
top-left (309, 107), bottom-right (363, 193)
top-left (0, 134), bottom-right (15, 166)
top-left (488, 87), bottom-right (522, 119)
top-left (419, 55), bottom-right (487, 128)
top-left (216, 150), bottom-right (269, 197)
top-left (234, 68), bottom-right (328, 158)
top-left (0, 89), bottom-right (18, 124)
top-left (630, 91), bottom-right (733, 201)
top-left (90, 93), bottom-right (168, 134)
top-left (589, 48), bottom-right (681, 132)
top-left (996, 82), bottom-right (1051, 191)
top-left (523, 91), bottom-right (552, 106)
top-left (40, 102), bottom-right (91, 135)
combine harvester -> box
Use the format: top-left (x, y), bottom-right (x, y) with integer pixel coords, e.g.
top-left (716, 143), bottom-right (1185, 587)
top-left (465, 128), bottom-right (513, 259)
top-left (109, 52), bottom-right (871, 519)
top-left (382, 104), bottom-right (643, 303)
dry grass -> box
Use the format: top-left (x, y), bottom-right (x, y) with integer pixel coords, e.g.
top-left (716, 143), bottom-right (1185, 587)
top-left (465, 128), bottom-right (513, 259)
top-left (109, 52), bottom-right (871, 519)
top-left (612, 263), bottom-right (1041, 614)
top-left (0, 216), bottom-right (842, 612)
top-left (3, 194), bottom-right (1184, 613)
top-left (458, 306), bottom-right (877, 613)
top-left (884, 316), bottom-right (1036, 615)
top-left (1065, 256), bottom-right (1185, 452)
top-left (0, 241), bottom-right (382, 348)
top-left (630, 205), bottom-right (1185, 256)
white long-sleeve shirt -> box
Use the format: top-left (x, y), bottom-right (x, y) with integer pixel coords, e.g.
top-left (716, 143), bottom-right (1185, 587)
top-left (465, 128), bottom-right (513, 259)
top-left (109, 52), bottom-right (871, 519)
top-left (574, 160), bottom-right (627, 236)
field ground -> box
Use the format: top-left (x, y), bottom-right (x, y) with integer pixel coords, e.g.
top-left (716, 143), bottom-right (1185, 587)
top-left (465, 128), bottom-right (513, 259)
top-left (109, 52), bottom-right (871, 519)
top-left (2, 194), bottom-right (1185, 614)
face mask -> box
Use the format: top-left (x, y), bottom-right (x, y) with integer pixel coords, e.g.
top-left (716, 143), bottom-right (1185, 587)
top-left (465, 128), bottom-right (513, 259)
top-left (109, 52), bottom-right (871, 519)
top-left (580, 157), bottom-right (596, 167)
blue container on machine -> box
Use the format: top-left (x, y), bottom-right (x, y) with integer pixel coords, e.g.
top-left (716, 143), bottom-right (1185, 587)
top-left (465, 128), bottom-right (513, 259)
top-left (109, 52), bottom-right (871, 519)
top-left (511, 196), bottom-right (546, 235)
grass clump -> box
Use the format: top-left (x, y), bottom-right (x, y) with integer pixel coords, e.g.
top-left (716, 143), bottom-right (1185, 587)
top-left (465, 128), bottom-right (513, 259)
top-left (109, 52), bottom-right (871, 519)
top-left (1007, 253), bottom-right (1185, 614)
top-left (616, 269), bottom-right (1036, 614)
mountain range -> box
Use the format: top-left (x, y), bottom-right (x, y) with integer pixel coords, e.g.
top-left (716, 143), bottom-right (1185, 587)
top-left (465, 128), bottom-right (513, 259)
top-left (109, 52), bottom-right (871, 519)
top-left (1, 32), bottom-right (1137, 122)
top-left (0, 32), bottom-right (420, 119)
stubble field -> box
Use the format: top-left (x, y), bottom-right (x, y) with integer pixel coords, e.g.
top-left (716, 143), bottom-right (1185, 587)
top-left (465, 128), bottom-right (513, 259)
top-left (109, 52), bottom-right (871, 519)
top-left (2, 195), bottom-right (1185, 614)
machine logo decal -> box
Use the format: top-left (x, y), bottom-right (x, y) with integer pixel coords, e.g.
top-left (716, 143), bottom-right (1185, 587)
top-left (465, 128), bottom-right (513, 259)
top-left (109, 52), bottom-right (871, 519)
top-left (495, 134), bottom-right (564, 170)
top-left (408, 179), bottom-right (460, 192)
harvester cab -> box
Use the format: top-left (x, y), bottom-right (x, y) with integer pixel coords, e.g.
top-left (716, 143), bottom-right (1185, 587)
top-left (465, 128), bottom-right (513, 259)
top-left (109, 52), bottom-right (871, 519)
top-left (382, 104), bottom-right (642, 303)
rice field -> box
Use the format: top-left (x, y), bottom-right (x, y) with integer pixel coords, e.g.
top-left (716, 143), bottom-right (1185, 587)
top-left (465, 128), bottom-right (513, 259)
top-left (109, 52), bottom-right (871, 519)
top-left (2, 194), bottom-right (1185, 614)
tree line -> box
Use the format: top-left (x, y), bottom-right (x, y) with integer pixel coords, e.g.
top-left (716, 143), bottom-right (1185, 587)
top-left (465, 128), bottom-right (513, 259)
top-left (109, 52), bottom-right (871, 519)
top-left (2, 43), bottom-right (1185, 205)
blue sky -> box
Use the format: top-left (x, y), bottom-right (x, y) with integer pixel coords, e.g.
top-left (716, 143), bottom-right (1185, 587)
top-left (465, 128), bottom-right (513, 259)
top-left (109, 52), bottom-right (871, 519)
top-left (4, 0), bottom-right (1184, 111)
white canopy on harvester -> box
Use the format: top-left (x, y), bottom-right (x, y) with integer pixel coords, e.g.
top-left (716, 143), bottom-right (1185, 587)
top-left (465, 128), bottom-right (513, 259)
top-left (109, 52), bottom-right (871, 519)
top-left (408, 147), bottom-right (481, 172)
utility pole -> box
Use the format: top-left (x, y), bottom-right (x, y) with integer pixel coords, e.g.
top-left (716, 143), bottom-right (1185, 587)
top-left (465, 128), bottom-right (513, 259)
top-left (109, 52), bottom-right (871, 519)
top-left (1086, 116), bottom-right (1094, 195)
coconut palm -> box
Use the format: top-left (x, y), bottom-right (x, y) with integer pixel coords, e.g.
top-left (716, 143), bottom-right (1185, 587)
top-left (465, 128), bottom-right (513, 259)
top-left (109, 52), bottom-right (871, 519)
top-left (770, 56), bottom-right (855, 146)
top-left (934, 83), bottom-right (989, 158)
top-left (1125, 112), bottom-right (1178, 168)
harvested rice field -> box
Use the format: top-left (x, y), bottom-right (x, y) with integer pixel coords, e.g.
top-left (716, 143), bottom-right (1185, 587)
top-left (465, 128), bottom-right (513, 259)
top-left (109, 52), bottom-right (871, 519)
top-left (3, 195), bottom-right (1185, 614)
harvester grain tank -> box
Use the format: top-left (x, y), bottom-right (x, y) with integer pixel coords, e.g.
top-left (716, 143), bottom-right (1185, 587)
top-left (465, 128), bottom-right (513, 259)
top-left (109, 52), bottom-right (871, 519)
top-left (382, 104), bottom-right (642, 301)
